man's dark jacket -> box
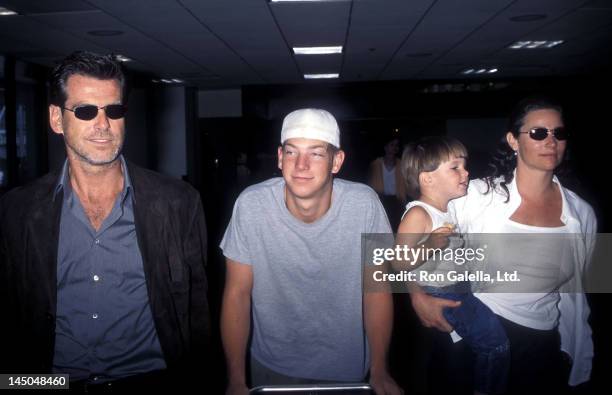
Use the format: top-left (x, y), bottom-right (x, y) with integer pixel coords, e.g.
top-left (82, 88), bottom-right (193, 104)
top-left (0, 163), bottom-right (210, 375)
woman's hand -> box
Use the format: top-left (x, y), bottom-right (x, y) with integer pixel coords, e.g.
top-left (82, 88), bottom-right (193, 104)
top-left (410, 292), bottom-right (460, 333)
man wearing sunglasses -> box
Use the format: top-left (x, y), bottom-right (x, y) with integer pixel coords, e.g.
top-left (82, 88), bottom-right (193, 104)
top-left (0, 51), bottom-right (210, 390)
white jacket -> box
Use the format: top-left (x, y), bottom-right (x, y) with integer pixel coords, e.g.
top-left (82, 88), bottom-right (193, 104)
top-left (449, 173), bottom-right (597, 386)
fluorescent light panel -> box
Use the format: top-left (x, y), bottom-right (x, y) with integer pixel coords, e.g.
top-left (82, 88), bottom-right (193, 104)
top-left (154, 78), bottom-right (184, 84)
top-left (115, 55), bottom-right (132, 62)
top-left (293, 46), bottom-right (342, 55)
top-left (509, 40), bottom-right (564, 49)
top-left (462, 68), bottom-right (498, 75)
top-left (0, 6), bottom-right (18, 15)
top-left (304, 73), bottom-right (339, 79)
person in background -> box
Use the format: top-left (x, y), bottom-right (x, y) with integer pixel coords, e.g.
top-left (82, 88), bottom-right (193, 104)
top-left (369, 134), bottom-right (408, 229)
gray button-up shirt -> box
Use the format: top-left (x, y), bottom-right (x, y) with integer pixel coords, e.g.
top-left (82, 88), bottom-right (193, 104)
top-left (52, 157), bottom-right (166, 381)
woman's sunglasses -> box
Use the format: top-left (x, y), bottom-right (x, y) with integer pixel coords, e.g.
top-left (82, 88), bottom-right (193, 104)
top-left (62, 104), bottom-right (128, 121)
top-left (520, 127), bottom-right (569, 141)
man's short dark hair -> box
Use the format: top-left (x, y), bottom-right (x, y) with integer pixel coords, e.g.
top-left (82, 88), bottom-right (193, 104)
top-left (326, 144), bottom-right (339, 157)
top-left (49, 51), bottom-right (126, 107)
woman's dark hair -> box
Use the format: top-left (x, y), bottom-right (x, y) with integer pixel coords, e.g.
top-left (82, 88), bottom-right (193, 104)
top-left (49, 51), bottom-right (126, 107)
top-left (485, 96), bottom-right (565, 201)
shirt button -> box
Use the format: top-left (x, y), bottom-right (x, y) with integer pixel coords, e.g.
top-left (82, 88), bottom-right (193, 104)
top-left (92, 313), bottom-right (98, 319)
top-left (93, 275), bottom-right (100, 282)
top-left (94, 239), bottom-right (100, 245)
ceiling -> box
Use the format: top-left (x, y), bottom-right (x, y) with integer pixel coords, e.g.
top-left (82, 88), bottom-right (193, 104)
top-left (1, 0), bottom-right (611, 89)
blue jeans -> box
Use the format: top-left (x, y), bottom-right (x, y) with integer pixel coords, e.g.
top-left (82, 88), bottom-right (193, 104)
top-left (424, 282), bottom-right (510, 394)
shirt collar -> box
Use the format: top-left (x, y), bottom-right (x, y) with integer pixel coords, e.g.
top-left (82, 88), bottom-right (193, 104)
top-left (53, 155), bottom-right (132, 203)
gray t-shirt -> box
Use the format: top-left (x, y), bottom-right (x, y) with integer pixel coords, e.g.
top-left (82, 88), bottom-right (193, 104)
top-left (220, 177), bottom-right (391, 381)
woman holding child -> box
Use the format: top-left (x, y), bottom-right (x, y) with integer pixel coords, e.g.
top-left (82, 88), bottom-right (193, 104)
top-left (400, 97), bottom-right (596, 394)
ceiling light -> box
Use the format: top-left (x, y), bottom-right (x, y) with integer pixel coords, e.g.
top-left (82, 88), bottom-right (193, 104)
top-left (0, 7), bottom-right (18, 16)
top-left (155, 78), bottom-right (184, 84)
top-left (509, 40), bottom-right (564, 49)
top-left (544, 40), bottom-right (564, 48)
top-left (293, 46), bottom-right (342, 55)
top-left (461, 68), bottom-right (498, 75)
top-left (115, 55), bottom-right (132, 62)
top-left (304, 73), bottom-right (339, 79)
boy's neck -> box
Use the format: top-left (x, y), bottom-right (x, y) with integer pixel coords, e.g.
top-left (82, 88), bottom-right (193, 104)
top-left (418, 192), bottom-right (449, 213)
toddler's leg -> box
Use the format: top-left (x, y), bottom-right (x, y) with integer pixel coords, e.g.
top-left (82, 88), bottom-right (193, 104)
top-left (441, 293), bottom-right (509, 394)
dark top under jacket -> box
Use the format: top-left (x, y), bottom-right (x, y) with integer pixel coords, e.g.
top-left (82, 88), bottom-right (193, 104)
top-left (0, 162), bottom-right (210, 380)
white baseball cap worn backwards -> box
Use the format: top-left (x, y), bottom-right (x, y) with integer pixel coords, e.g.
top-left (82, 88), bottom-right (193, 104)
top-left (280, 108), bottom-right (340, 148)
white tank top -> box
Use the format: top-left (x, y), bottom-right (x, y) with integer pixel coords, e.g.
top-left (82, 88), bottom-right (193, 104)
top-left (475, 219), bottom-right (570, 330)
top-left (403, 201), bottom-right (460, 287)
top-left (382, 164), bottom-right (396, 196)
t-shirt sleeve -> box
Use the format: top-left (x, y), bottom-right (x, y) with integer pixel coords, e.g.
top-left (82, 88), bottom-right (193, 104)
top-left (219, 194), bottom-right (252, 265)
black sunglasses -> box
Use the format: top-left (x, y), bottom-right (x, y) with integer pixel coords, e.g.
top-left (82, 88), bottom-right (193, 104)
top-left (520, 127), bottom-right (569, 141)
top-left (62, 104), bottom-right (128, 121)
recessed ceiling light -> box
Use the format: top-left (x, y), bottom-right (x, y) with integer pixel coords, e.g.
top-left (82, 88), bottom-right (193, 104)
top-left (304, 73), bottom-right (339, 79)
top-left (461, 68), bottom-right (498, 75)
top-left (544, 41), bottom-right (564, 48)
top-left (155, 78), bottom-right (184, 84)
top-left (87, 30), bottom-right (124, 37)
top-left (114, 55), bottom-right (132, 62)
top-left (0, 6), bottom-right (18, 16)
top-left (293, 46), bottom-right (342, 55)
top-left (509, 14), bottom-right (547, 22)
top-left (509, 40), bottom-right (564, 49)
